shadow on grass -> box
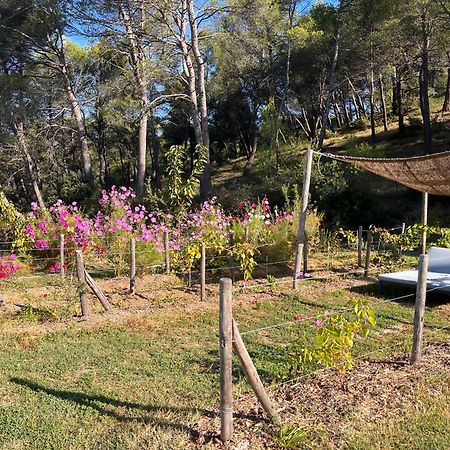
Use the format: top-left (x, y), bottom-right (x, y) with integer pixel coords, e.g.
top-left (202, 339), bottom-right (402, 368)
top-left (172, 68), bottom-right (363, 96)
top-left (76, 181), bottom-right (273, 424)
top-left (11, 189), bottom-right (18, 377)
top-left (10, 377), bottom-right (211, 434)
top-left (10, 377), bottom-right (264, 429)
top-left (350, 282), bottom-right (450, 308)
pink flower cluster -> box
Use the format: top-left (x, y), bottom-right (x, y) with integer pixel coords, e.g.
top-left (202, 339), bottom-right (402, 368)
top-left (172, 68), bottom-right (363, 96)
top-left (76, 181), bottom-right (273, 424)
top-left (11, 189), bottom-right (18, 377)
top-left (174, 198), bottom-right (231, 249)
top-left (48, 262), bottom-right (68, 273)
top-left (0, 254), bottom-right (20, 279)
top-left (94, 186), bottom-right (167, 249)
top-left (26, 199), bottom-right (92, 251)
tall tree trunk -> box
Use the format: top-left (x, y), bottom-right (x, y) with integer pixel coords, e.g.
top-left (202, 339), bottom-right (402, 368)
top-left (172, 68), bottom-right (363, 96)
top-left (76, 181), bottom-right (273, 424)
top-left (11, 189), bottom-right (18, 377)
top-left (341, 92), bottom-right (350, 127)
top-left (395, 67), bottom-right (405, 135)
top-left (14, 121), bottom-right (46, 209)
top-left (392, 68), bottom-right (399, 115)
top-left (333, 96), bottom-right (343, 127)
top-left (369, 68), bottom-right (376, 148)
top-left (149, 113), bottom-right (161, 191)
top-left (117, 1), bottom-right (149, 196)
top-left (347, 77), bottom-right (366, 117)
top-left (379, 74), bottom-right (388, 132)
top-left (243, 132), bottom-right (257, 175)
top-left (58, 33), bottom-right (93, 185)
top-left (351, 94), bottom-right (360, 120)
top-left (419, 9), bottom-right (432, 153)
top-left (187, 0), bottom-right (211, 199)
top-left (443, 67), bottom-right (450, 112)
top-left (317, 27), bottom-right (340, 149)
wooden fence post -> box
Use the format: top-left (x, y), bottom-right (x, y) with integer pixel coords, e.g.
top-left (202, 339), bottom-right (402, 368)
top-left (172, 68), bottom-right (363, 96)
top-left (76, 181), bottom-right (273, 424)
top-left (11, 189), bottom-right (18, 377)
top-left (60, 234), bottom-right (65, 280)
top-left (232, 319), bottom-right (280, 424)
top-left (357, 226), bottom-right (363, 267)
top-left (420, 192), bottom-right (428, 254)
top-left (292, 243), bottom-right (304, 289)
top-left (228, 235), bottom-right (234, 282)
top-left (75, 250), bottom-right (89, 319)
top-left (200, 242), bottom-right (206, 301)
top-left (364, 231), bottom-right (372, 277)
top-left (410, 254), bottom-right (429, 365)
top-left (219, 278), bottom-right (233, 442)
top-left (164, 230), bottom-right (171, 274)
top-left (85, 271), bottom-right (111, 311)
top-left (129, 237), bottom-right (136, 294)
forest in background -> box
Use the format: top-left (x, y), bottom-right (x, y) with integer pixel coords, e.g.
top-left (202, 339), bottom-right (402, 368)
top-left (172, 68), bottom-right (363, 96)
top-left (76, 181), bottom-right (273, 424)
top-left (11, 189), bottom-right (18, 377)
top-left (1, 0), bottom-right (450, 225)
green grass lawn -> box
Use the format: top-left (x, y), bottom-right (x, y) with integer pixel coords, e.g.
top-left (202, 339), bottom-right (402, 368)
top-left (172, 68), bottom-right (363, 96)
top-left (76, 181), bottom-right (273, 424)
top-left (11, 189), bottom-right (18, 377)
top-left (0, 253), bottom-right (449, 449)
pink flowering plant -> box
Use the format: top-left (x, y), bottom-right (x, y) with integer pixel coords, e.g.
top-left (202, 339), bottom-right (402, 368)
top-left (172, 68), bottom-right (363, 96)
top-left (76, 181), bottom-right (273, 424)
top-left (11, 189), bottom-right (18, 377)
top-left (230, 193), bottom-right (323, 267)
top-left (0, 254), bottom-right (20, 280)
top-left (0, 253), bottom-right (21, 304)
top-left (289, 298), bottom-right (376, 374)
top-left (171, 198), bottom-right (231, 273)
top-left (24, 200), bottom-right (93, 271)
top-left (94, 186), bottom-right (164, 275)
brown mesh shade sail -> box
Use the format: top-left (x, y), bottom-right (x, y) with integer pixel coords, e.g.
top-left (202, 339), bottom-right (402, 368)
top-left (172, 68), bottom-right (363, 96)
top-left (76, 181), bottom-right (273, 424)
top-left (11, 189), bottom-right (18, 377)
top-left (322, 150), bottom-right (450, 196)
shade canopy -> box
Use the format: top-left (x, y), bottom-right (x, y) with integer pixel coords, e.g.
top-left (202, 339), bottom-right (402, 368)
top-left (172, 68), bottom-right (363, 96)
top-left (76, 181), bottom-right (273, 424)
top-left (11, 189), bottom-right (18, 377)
top-left (321, 150), bottom-right (450, 196)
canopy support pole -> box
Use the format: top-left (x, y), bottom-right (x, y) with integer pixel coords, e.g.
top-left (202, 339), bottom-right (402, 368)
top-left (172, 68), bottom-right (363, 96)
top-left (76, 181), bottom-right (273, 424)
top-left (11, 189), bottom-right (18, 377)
top-left (420, 192), bottom-right (428, 254)
top-left (293, 149), bottom-right (313, 287)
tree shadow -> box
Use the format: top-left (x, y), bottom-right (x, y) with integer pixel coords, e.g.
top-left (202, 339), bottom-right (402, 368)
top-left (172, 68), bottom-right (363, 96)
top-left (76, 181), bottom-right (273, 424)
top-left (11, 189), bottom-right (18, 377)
top-left (350, 283), bottom-right (450, 308)
top-left (9, 377), bottom-right (215, 434)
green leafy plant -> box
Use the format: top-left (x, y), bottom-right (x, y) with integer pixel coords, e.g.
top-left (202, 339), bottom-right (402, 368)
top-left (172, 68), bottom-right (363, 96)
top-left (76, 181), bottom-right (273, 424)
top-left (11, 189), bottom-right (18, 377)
top-left (231, 242), bottom-right (257, 280)
top-left (289, 298), bottom-right (376, 374)
top-left (166, 144), bottom-right (208, 213)
top-left (0, 192), bottom-right (27, 250)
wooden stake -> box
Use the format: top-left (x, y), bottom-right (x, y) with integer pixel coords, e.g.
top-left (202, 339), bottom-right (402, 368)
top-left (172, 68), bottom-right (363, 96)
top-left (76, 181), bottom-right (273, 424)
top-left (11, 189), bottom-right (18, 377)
top-left (293, 243), bottom-right (304, 289)
top-left (364, 231), bottom-right (372, 277)
top-left (232, 319), bottom-right (280, 424)
top-left (420, 192), bottom-right (428, 254)
top-left (228, 235), bottom-right (234, 282)
top-left (411, 254), bottom-right (429, 365)
top-left (294, 148), bottom-right (313, 283)
top-left (129, 237), bottom-right (136, 294)
top-left (357, 226), bottom-right (363, 267)
top-left (75, 250), bottom-right (89, 319)
top-left (164, 230), bottom-right (171, 274)
top-left (200, 242), bottom-right (206, 301)
top-left (219, 278), bottom-right (233, 442)
top-left (60, 234), bottom-right (65, 280)
top-left (85, 271), bottom-right (111, 311)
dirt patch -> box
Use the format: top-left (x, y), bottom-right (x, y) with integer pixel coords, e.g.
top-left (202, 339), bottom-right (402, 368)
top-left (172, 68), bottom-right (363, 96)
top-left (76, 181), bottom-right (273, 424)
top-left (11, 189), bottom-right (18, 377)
top-left (192, 341), bottom-right (450, 449)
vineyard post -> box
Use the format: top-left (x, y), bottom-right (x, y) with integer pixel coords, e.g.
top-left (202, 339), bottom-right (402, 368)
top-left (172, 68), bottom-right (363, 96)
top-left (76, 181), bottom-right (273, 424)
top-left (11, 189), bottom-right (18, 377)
top-left (75, 250), bottom-right (89, 319)
top-left (411, 254), bottom-right (429, 365)
top-left (364, 231), bottom-right (372, 277)
top-left (420, 192), bottom-right (428, 254)
top-left (357, 226), bottom-right (363, 267)
top-left (200, 242), bottom-right (206, 301)
top-left (164, 230), bottom-right (171, 274)
top-left (129, 237), bottom-right (136, 294)
top-left (294, 148), bottom-right (313, 285)
top-left (292, 243), bottom-right (304, 289)
top-left (219, 278), bottom-right (233, 442)
top-left (85, 271), bottom-right (111, 311)
top-left (228, 235), bottom-right (234, 282)
top-left (401, 222), bottom-right (406, 234)
top-left (232, 319), bottom-right (280, 424)
top-left (60, 234), bottom-right (65, 280)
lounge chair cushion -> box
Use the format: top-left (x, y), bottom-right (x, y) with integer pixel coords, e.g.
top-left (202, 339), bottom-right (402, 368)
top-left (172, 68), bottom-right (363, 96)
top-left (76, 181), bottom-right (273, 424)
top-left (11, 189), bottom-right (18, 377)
top-left (378, 246), bottom-right (450, 293)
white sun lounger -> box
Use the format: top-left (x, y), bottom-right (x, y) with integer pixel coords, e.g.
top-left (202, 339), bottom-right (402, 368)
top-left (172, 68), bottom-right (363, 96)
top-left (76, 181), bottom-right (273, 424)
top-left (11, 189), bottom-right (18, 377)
top-left (378, 247), bottom-right (450, 294)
